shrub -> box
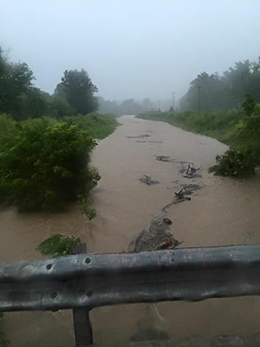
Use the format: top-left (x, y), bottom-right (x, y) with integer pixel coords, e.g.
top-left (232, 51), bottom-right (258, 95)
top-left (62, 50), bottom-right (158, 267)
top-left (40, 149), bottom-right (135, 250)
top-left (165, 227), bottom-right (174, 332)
top-left (209, 148), bottom-right (256, 178)
top-left (36, 234), bottom-right (81, 258)
top-left (0, 117), bottom-right (99, 211)
top-left (0, 114), bottom-right (19, 151)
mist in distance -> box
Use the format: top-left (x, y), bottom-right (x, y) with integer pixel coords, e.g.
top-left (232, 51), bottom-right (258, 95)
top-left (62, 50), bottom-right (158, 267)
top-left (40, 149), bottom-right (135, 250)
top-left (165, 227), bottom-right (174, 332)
top-left (1, 0), bottom-right (260, 105)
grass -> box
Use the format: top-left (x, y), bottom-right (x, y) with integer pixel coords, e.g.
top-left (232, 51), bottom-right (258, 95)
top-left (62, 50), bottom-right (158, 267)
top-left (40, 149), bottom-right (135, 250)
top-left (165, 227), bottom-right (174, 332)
top-left (138, 109), bottom-right (241, 147)
top-left (64, 112), bottom-right (118, 139)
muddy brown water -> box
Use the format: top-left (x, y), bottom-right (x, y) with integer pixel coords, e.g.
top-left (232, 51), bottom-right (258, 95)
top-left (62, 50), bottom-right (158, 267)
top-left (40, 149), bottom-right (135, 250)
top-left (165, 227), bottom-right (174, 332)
top-left (1, 116), bottom-right (260, 346)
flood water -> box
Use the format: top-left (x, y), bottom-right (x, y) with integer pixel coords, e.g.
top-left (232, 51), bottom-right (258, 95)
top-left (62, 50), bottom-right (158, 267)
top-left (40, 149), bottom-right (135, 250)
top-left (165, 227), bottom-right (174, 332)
top-left (1, 116), bottom-right (260, 346)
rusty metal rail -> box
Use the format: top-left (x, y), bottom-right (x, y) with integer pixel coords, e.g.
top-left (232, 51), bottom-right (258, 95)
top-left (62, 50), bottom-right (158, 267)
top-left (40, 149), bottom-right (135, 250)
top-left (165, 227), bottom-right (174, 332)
top-left (1, 245), bottom-right (260, 312)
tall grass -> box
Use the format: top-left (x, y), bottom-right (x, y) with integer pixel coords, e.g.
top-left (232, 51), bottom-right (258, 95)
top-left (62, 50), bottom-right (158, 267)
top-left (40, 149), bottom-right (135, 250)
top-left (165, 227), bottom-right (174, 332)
top-left (138, 110), bottom-right (241, 146)
top-left (64, 113), bottom-right (118, 139)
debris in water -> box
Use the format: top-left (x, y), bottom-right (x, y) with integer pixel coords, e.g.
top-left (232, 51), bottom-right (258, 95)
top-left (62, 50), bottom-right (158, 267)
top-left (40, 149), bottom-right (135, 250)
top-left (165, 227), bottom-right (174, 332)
top-left (139, 175), bottom-right (159, 186)
top-left (181, 184), bottom-right (201, 195)
top-left (127, 134), bottom-right (151, 139)
top-left (162, 184), bottom-right (202, 212)
top-left (128, 217), bottom-right (182, 253)
top-left (183, 163), bottom-right (202, 178)
top-left (156, 155), bottom-right (171, 162)
top-left (137, 141), bottom-right (163, 143)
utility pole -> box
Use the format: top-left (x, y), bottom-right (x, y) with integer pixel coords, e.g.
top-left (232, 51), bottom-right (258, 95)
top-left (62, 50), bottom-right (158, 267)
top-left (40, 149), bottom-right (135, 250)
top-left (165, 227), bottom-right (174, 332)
top-left (172, 92), bottom-right (175, 112)
top-left (196, 85), bottom-right (202, 112)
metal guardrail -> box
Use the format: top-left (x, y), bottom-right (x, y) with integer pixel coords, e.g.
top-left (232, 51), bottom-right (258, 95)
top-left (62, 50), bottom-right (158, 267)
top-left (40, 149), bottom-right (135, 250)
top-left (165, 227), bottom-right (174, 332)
top-left (1, 244), bottom-right (260, 345)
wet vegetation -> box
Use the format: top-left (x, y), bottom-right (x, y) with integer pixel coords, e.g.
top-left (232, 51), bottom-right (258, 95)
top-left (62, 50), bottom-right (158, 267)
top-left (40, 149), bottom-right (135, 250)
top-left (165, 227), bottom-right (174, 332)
top-left (139, 98), bottom-right (260, 178)
top-left (0, 49), bottom-right (118, 216)
top-left (139, 56), bottom-right (260, 178)
top-left (36, 234), bottom-right (81, 258)
top-left (138, 109), bottom-right (240, 146)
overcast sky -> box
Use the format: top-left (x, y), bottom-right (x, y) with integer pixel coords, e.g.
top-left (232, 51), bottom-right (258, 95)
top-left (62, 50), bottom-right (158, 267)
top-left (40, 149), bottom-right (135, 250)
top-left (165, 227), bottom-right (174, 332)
top-left (1, 0), bottom-right (260, 101)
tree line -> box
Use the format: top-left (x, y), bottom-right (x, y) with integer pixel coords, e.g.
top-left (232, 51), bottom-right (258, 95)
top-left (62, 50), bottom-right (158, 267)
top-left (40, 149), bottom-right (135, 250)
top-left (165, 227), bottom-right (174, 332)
top-left (0, 47), bottom-right (164, 118)
top-left (0, 48), bottom-right (100, 120)
top-left (0, 47), bottom-right (118, 217)
top-left (180, 58), bottom-right (260, 111)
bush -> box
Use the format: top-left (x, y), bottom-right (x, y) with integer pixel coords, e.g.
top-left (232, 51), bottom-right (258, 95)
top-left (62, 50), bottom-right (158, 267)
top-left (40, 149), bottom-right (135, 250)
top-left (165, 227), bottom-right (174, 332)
top-left (36, 234), bottom-right (81, 258)
top-left (0, 117), bottom-right (99, 211)
top-left (0, 114), bottom-right (19, 151)
top-left (209, 148), bottom-right (256, 178)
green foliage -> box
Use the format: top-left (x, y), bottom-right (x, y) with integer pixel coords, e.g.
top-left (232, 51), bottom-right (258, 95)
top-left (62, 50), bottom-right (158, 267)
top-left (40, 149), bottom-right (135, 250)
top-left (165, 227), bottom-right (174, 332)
top-left (57, 69), bottom-right (98, 115)
top-left (0, 49), bottom-right (96, 121)
top-left (140, 98), bottom-right (260, 179)
top-left (0, 114), bottom-right (19, 151)
top-left (47, 96), bottom-right (75, 119)
top-left (0, 49), bottom-right (35, 119)
top-left (80, 196), bottom-right (97, 220)
top-left (180, 58), bottom-right (260, 112)
top-left (138, 109), bottom-right (240, 146)
top-left (209, 96), bottom-right (260, 177)
top-left (36, 234), bottom-right (81, 258)
top-left (0, 313), bottom-right (9, 347)
top-left (242, 93), bottom-right (256, 117)
top-left (209, 148), bottom-right (256, 178)
top-left (18, 87), bottom-right (49, 120)
top-left (0, 117), bottom-right (98, 211)
top-left (64, 113), bottom-right (118, 139)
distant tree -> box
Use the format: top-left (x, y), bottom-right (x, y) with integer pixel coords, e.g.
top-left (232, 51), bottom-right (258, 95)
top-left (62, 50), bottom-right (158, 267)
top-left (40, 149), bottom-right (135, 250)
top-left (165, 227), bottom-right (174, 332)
top-left (98, 97), bottom-right (119, 115)
top-left (48, 96), bottom-right (75, 119)
top-left (119, 99), bottom-right (143, 115)
top-left (142, 98), bottom-right (153, 112)
top-left (0, 47), bottom-right (7, 77)
top-left (54, 82), bottom-right (65, 98)
top-left (56, 69), bottom-right (98, 115)
top-left (180, 58), bottom-right (260, 112)
top-left (0, 48), bottom-right (36, 118)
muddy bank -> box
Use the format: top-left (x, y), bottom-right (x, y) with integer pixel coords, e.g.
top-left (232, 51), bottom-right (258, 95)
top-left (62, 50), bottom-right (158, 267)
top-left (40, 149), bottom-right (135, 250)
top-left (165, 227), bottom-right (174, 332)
top-left (1, 116), bottom-right (260, 346)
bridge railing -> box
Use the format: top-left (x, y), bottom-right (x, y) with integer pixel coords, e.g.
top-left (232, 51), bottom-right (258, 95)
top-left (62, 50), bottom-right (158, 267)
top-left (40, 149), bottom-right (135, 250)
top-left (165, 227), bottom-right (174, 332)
top-left (1, 244), bottom-right (260, 346)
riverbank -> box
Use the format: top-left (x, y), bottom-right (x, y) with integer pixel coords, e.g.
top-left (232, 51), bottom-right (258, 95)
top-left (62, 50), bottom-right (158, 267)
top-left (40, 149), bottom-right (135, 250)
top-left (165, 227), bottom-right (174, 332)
top-left (137, 110), bottom-right (240, 146)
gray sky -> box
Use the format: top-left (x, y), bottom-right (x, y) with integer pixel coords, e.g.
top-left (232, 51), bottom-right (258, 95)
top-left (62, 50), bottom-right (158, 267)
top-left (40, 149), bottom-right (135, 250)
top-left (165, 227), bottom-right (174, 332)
top-left (1, 0), bottom-right (260, 102)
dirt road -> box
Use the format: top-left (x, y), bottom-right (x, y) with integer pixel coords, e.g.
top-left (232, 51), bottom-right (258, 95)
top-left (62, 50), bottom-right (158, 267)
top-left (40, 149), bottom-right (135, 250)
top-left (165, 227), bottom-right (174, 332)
top-left (1, 116), bottom-right (260, 346)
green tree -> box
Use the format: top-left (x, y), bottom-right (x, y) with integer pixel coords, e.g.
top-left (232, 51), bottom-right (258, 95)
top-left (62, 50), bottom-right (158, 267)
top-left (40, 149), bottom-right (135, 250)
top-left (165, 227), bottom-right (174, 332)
top-left (0, 48), bottom-right (35, 118)
top-left (18, 87), bottom-right (49, 120)
top-left (98, 97), bottom-right (119, 115)
top-left (180, 58), bottom-right (260, 112)
top-left (48, 96), bottom-right (75, 119)
top-left (56, 69), bottom-right (98, 114)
